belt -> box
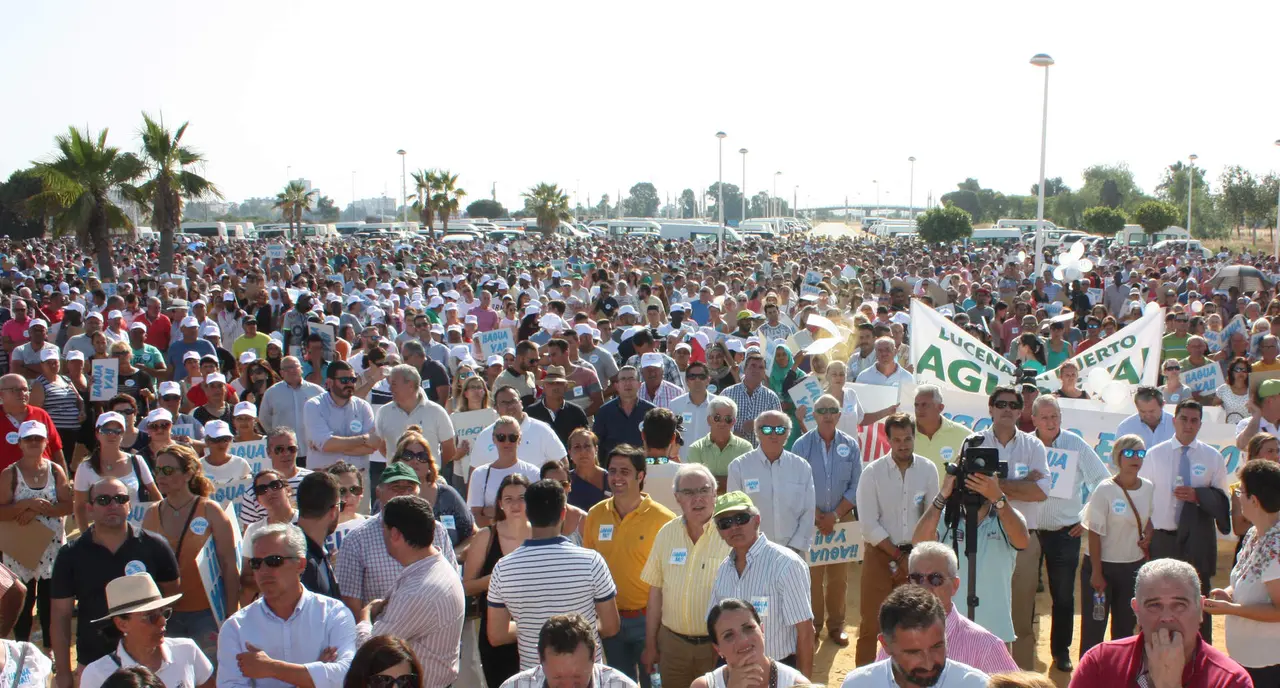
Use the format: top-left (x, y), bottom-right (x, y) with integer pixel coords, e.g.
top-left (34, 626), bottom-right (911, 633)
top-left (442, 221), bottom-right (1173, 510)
top-left (1156, 528), bottom-right (1177, 535)
top-left (664, 626), bottom-right (714, 645)
top-left (619, 607), bottom-right (647, 618)
top-left (896, 544), bottom-right (913, 554)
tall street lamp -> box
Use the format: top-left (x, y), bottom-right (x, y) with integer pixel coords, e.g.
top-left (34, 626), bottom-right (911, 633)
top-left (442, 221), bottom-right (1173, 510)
top-left (1273, 140), bottom-right (1280, 260)
top-left (739, 148), bottom-right (749, 221)
top-left (873, 180), bottom-right (880, 211)
top-left (773, 171), bottom-right (782, 216)
top-left (1031, 53), bottom-right (1054, 276)
top-left (1187, 154), bottom-right (1198, 234)
top-left (396, 149), bottom-right (407, 223)
top-left (350, 171), bottom-right (356, 221)
top-left (908, 156), bottom-right (917, 220)
top-left (793, 185), bottom-right (798, 218)
top-left (716, 131), bottom-right (726, 254)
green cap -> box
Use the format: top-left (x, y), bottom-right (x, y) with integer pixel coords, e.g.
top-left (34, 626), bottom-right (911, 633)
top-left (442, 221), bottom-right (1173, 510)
top-left (737, 310), bottom-right (755, 321)
top-left (1261, 379), bottom-right (1280, 400)
top-left (714, 491), bottom-right (755, 517)
top-left (380, 462), bottom-right (421, 485)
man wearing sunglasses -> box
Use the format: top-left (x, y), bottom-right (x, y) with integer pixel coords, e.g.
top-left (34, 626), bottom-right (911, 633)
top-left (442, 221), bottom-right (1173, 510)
top-left (726, 410), bottom-right (815, 556)
top-left (218, 523), bottom-right (356, 688)
top-left (686, 397), bottom-right (750, 494)
top-left (51, 478), bottom-right (181, 681)
top-left (303, 361), bottom-right (378, 508)
top-left (708, 491), bottom-right (814, 678)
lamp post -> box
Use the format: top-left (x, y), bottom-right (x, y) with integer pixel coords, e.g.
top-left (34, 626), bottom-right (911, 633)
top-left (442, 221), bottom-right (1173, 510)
top-left (1187, 154), bottom-right (1198, 235)
top-left (908, 156), bottom-right (916, 220)
top-left (396, 149), bottom-right (407, 223)
top-left (350, 171), bottom-right (356, 221)
top-left (1273, 140), bottom-right (1280, 260)
top-left (793, 185), bottom-right (798, 218)
top-left (716, 131), bottom-right (726, 255)
top-left (773, 171), bottom-right (781, 217)
top-left (1031, 53), bottom-right (1054, 277)
top-left (739, 148), bottom-right (748, 221)
top-left (873, 180), bottom-right (880, 211)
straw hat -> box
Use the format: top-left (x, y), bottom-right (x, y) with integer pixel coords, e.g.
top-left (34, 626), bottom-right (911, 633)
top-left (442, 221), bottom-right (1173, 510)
top-left (91, 573), bottom-right (183, 624)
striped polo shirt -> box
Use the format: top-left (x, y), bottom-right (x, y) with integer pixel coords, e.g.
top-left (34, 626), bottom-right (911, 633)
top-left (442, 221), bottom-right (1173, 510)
top-left (709, 533), bottom-right (813, 660)
top-left (487, 536), bottom-right (617, 669)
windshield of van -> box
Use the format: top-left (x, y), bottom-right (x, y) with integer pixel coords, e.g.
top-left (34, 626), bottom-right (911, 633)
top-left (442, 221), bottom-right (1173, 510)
top-left (182, 226), bottom-right (219, 237)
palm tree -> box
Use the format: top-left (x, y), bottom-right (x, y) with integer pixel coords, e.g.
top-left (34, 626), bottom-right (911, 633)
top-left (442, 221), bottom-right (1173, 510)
top-left (430, 170), bottom-right (465, 233)
top-left (30, 126), bottom-right (143, 279)
top-left (274, 181), bottom-right (317, 240)
top-left (522, 183), bottom-right (572, 236)
top-left (123, 113), bottom-right (220, 273)
top-left (408, 169), bottom-right (438, 230)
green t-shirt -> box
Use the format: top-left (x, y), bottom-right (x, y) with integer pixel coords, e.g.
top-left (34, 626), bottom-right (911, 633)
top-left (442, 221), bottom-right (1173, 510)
top-left (232, 332), bottom-right (273, 359)
top-left (1162, 334), bottom-right (1189, 361)
top-left (130, 343), bottom-right (164, 369)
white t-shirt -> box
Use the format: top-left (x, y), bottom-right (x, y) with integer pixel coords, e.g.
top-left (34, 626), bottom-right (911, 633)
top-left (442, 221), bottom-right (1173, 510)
top-left (1225, 521), bottom-right (1280, 668)
top-left (1080, 477), bottom-right (1154, 564)
top-left (79, 637), bottom-right (212, 688)
top-left (841, 658), bottom-right (988, 688)
top-left (468, 417), bottom-right (567, 468)
top-left (0, 640), bottom-right (52, 688)
top-left (466, 460), bottom-right (541, 509)
top-left (202, 456), bottom-right (254, 485)
top-left (73, 455), bottom-right (155, 501)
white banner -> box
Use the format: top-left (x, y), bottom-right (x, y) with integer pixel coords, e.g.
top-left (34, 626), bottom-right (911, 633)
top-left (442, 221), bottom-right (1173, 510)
top-left (808, 521), bottom-right (864, 567)
top-left (1035, 305), bottom-right (1165, 393)
top-left (788, 376), bottom-right (825, 428)
top-left (197, 502), bottom-right (242, 626)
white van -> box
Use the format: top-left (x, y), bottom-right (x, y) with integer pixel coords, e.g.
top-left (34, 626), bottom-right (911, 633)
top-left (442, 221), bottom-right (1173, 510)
top-left (659, 222), bottom-right (741, 242)
top-left (996, 218), bottom-right (1058, 233)
top-left (224, 222), bottom-right (250, 240)
top-left (967, 228), bottom-right (1022, 246)
top-left (334, 221), bottom-right (366, 237)
top-left (179, 222), bottom-right (227, 240)
top-left (601, 219), bottom-right (662, 237)
top-left (299, 223), bottom-right (337, 241)
top-left (1117, 224), bottom-right (1190, 247)
top-left (257, 223), bottom-right (292, 240)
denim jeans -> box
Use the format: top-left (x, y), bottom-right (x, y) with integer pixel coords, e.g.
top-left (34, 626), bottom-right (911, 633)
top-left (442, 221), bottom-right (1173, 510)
top-left (1038, 526), bottom-right (1082, 657)
top-left (167, 609), bottom-right (220, 668)
top-left (602, 614), bottom-right (650, 688)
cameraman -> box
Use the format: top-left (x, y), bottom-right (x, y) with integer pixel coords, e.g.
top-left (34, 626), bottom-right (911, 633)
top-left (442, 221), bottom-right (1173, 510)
top-left (911, 451), bottom-right (1029, 646)
top-left (979, 385), bottom-right (1050, 670)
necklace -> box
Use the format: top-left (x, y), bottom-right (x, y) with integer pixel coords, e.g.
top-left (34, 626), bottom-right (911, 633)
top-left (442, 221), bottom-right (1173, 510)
top-left (165, 494), bottom-right (196, 513)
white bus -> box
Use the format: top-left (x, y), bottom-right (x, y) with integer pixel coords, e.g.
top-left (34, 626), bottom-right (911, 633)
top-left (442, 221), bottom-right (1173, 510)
top-left (257, 223), bottom-right (292, 240)
top-left (659, 222), bottom-right (742, 243)
top-left (334, 221), bottom-right (366, 237)
top-left (299, 223), bottom-right (338, 241)
top-left (966, 228), bottom-right (1022, 246)
top-left (179, 222), bottom-right (227, 240)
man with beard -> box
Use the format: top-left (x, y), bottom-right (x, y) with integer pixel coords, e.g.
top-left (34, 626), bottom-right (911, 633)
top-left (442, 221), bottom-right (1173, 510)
top-left (841, 585), bottom-right (989, 688)
top-left (303, 361), bottom-right (378, 507)
top-left (296, 471), bottom-right (343, 600)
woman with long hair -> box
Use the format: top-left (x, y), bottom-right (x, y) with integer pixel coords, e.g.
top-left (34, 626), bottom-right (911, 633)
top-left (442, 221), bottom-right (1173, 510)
top-left (463, 474), bottom-right (528, 688)
top-left (140, 444), bottom-right (239, 660)
top-left (110, 341), bottom-right (155, 414)
top-left (565, 428), bottom-right (609, 512)
top-left (1016, 332), bottom-right (1048, 375)
top-left (704, 342), bottom-right (737, 394)
top-left (692, 599), bottom-right (810, 688)
top-left (0, 420), bottom-right (72, 657)
top-left (515, 313), bottom-right (539, 343)
top-left (325, 461), bottom-right (367, 557)
top-left (391, 428), bottom-right (473, 552)
top-left (30, 352), bottom-right (86, 460)
top-left (453, 374), bottom-right (490, 413)
top-left (238, 468), bottom-right (295, 605)
top-left (1215, 356), bottom-right (1252, 424)
top-left (73, 412), bottom-right (161, 532)
top-left (237, 361), bottom-right (279, 408)
top-left (343, 635), bottom-right (423, 688)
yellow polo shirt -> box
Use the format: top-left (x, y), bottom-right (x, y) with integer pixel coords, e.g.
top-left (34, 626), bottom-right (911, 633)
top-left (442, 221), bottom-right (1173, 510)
top-left (640, 516), bottom-right (732, 636)
top-left (915, 417), bottom-right (972, 477)
top-left (584, 494), bottom-right (676, 612)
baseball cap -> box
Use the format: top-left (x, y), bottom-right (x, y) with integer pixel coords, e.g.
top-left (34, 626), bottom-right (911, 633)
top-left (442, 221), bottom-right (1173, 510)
top-left (1260, 380), bottom-right (1280, 400)
top-left (39, 348), bottom-right (58, 362)
top-left (66, 350), bottom-right (85, 362)
top-left (203, 420), bottom-right (233, 439)
top-left (205, 372), bottom-right (226, 385)
top-left (180, 316), bottom-right (199, 328)
top-left (96, 412), bottom-right (127, 430)
top-left (641, 352), bottom-right (663, 368)
top-left (234, 401), bottom-right (257, 418)
top-left (18, 420), bottom-right (47, 440)
top-left (486, 355), bottom-right (503, 367)
top-left (574, 324), bottom-right (594, 336)
top-left (27, 319), bottom-right (47, 330)
top-left (737, 310), bottom-right (755, 320)
top-left (714, 491), bottom-right (755, 517)
top-left (380, 462), bottom-right (420, 485)
top-left (239, 351), bottom-right (258, 364)
top-left (129, 321), bottom-right (147, 331)
top-left (143, 408), bottom-right (173, 427)
top-left (158, 381), bottom-right (181, 397)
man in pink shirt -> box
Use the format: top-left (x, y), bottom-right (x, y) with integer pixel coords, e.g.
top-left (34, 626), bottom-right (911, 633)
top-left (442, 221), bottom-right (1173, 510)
top-left (877, 541), bottom-right (1018, 675)
top-left (0, 298), bottom-right (32, 354)
top-left (470, 290), bottom-right (499, 332)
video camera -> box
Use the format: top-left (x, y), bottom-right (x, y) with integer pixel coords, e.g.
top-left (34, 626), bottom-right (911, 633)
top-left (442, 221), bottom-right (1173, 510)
top-left (945, 434), bottom-right (1009, 506)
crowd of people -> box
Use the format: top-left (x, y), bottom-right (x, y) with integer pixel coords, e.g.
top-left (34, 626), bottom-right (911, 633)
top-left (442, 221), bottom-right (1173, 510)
top-left (0, 228), bottom-right (1274, 688)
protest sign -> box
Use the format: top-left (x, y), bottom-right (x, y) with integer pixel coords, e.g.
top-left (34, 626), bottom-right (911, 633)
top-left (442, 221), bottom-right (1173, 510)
top-left (788, 376), bottom-right (825, 428)
top-left (1046, 448), bottom-right (1079, 499)
top-left (452, 409), bottom-right (498, 477)
top-left (849, 383), bottom-right (898, 414)
top-left (1087, 288), bottom-right (1103, 305)
top-left (800, 284), bottom-right (821, 297)
top-left (211, 479), bottom-right (254, 516)
top-left (197, 502), bottom-right (242, 626)
top-left (1204, 329), bottom-right (1223, 352)
top-left (841, 265), bottom-right (857, 281)
top-left (308, 322), bottom-right (336, 359)
top-left (477, 328), bottom-right (514, 359)
top-left (267, 244), bottom-right (286, 260)
top-left (786, 330), bottom-right (814, 354)
top-left (805, 270), bottom-right (822, 285)
top-left (126, 502), bottom-right (152, 529)
top-left (102, 283), bottom-right (118, 298)
top-left (172, 423), bottom-right (195, 439)
top-left (90, 358), bottom-right (119, 402)
top-left (229, 439), bottom-right (268, 475)
top-left (0, 520), bottom-right (56, 571)
top-left (808, 521), bottom-right (864, 567)
top-left (1182, 362), bottom-right (1225, 394)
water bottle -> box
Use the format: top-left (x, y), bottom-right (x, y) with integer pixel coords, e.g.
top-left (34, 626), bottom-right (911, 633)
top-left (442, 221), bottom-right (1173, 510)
top-left (650, 671), bottom-right (663, 688)
top-left (1092, 591), bottom-right (1107, 621)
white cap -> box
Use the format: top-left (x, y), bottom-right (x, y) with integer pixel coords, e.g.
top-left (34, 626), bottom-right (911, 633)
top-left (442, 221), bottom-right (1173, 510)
top-left (551, 270), bottom-right (562, 278)
top-left (621, 326), bottom-right (645, 342)
top-left (201, 322), bottom-right (220, 337)
top-left (444, 303), bottom-right (458, 312)
top-left (239, 351), bottom-right (257, 364)
top-left (486, 355), bottom-right (503, 367)
top-left (27, 318), bottom-right (48, 330)
top-left (39, 348), bottom-right (58, 362)
top-left (204, 420), bottom-right (232, 439)
top-left (107, 310), bottom-right (123, 320)
top-left (618, 305), bottom-right (638, 317)
top-left (675, 343), bottom-right (692, 352)
top-left (449, 345), bottom-right (469, 359)
top-left (180, 316), bottom-right (199, 328)
top-left (430, 324), bottom-right (444, 334)
top-left (65, 302), bottom-right (84, 314)
top-left (324, 315), bottom-right (341, 326)
top-left (158, 381), bottom-right (181, 396)
top-left (66, 350), bottom-right (85, 362)
top-left (234, 401), bottom-right (257, 418)
top-left (464, 315), bottom-right (478, 325)
top-left (641, 352), bottom-right (663, 368)
top-left (428, 296), bottom-right (444, 308)
top-left (143, 408), bottom-right (173, 427)
top-left (574, 323), bottom-right (594, 336)
top-left (447, 324), bottom-right (463, 332)
top-left (85, 311), bottom-right (103, 321)
top-left (670, 303), bottom-right (686, 313)
top-left (96, 412), bottom-right (126, 429)
top-left (18, 420), bottom-right (46, 439)
top-left (444, 290), bottom-right (460, 299)
top-left (205, 372), bottom-right (226, 384)
top-left (726, 339), bottom-right (745, 353)
top-left (183, 351), bottom-right (201, 362)
top-left (223, 292), bottom-right (236, 301)
top-left (525, 305), bottom-right (541, 316)
top-left (129, 321), bottom-right (147, 331)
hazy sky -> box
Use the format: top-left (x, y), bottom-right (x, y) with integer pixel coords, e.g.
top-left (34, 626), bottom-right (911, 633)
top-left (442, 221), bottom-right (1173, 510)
top-left (3, 1), bottom-right (1278, 215)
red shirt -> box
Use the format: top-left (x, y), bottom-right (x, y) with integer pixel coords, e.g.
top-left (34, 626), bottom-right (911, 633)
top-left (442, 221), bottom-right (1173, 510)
top-left (138, 313), bottom-right (172, 351)
top-left (1070, 634), bottom-right (1251, 688)
top-left (0, 406), bottom-right (63, 471)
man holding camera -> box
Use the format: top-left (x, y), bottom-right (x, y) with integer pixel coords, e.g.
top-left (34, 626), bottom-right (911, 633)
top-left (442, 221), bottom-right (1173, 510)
top-left (978, 385), bottom-right (1050, 669)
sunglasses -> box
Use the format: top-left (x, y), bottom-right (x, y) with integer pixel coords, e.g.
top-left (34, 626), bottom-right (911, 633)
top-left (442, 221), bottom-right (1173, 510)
top-left (907, 572), bottom-right (949, 588)
top-left (271, 444), bottom-right (298, 455)
top-left (148, 422), bottom-right (172, 432)
top-left (716, 512), bottom-right (753, 531)
top-left (93, 494), bottom-right (130, 506)
top-left (249, 555), bottom-right (297, 570)
top-left (713, 414), bottom-right (735, 424)
top-left (759, 425), bottom-right (787, 436)
top-left (494, 433), bottom-right (521, 443)
top-left (252, 480), bottom-right (286, 496)
top-left (209, 436), bottom-right (232, 443)
top-left (646, 456), bottom-right (670, 465)
top-left (156, 465), bottom-right (185, 476)
top-left (686, 373), bottom-right (708, 380)
top-left (98, 426), bottom-right (124, 436)
top-left (335, 376), bottom-right (358, 385)
top-left (400, 450), bottom-right (432, 464)
top-left (814, 407), bottom-right (840, 415)
top-left (369, 675), bottom-right (419, 688)
top-left (339, 486), bottom-right (364, 497)
top-left (1232, 367), bottom-right (1248, 373)
top-left (161, 395), bottom-right (181, 402)
top-left (991, 400), bottom-right (1023, 410)
top-left (1120, 449), bottom-right (1147, 459)
top-left (458, 371), bottom-right (475, 379)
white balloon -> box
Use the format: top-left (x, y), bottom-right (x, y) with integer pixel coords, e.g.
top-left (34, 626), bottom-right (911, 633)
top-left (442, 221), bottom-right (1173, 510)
top-left (1064, 266), bottom-right (1082, 281)
top-left (1191, 300), bottom-right (1204, 313)
top-left (1078, 258), bottom-right (1094, 273)
top-left (1069, 240), bottom-right (1086, 260)
top-left (1056, 253), bottom-right (1071, 266)
top-left (1016, 251), bottom-right (1027, 263)
top-left (1053, 266), bottom-right (1066, 281)
top-left (1086, 367), bottom-right (1111, 392)
top-left (1144, 301), bottom-right (1162, 316)
top-left (1101, 381), bottom-right (1131, 409)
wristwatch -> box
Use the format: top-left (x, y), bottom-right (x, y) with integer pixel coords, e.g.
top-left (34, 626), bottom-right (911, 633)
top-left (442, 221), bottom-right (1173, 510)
top-left (993, 496), bottom-right (1009, 510)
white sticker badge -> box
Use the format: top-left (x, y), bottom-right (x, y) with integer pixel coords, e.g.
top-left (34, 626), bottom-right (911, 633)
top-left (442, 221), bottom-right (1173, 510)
top-left (744, 479), bottom-right (761, 493)
top-left (349, 420), bottom-right (362, 433)
top-left (4, 432), bottom-right (16, 445)
top-left (124, 560), bottom-right (147, 576)
top-left (837, 444), bottom-right (851, 458)
top-left (442, 515), bottom-right (456, 530)
top-left (189, 517), bottom-right (209, 536)
top-left (1112, 499), bottom-right (1127, 515)
top-left (750, 595), bottom-right (770, 618)
top-left (599, 524), bottom-right (614, 541)
top-left (670, 548), bottom-right (688, 566)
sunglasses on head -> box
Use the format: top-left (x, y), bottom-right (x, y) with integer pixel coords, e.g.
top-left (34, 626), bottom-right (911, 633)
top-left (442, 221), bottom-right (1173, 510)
top-left (368, 675), bottom-right (419, 688)
top-left (1120, 448), bottom-right (1147, 459)
top-left (401, 450), bottom-right (432, 464)
top-left (249, 555), bottom-right (297, 570)
top-left (156, 465), bottom-right (185, 476)
top-left (759, 425), bottom-right (787, 436)
top-left (93, 494), bottom-right (129, 506)
top-left (252, 480), bottom-right (286, 496)
top-left (716, 512), bottom-right (752, 531)
top-left (339, 486), bottom-right (364, 497)
top-left (992, 399), bottom-right (1023, 410)
top-left (907, 572), bottom-right (949, 588)
top-left (495, 433), bottom-right (521, 443)
top-left (713, 414), bottom-right (735, 424)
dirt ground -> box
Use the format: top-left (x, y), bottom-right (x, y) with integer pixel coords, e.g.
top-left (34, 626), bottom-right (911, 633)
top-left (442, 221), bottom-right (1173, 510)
top-left (810, 542), bottom-right (1234, 687)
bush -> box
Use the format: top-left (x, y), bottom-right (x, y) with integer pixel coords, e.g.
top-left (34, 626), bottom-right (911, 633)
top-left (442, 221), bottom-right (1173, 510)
top-left (1130, 200), bottom-right (1181, 235)
top-left (1082, 206), bottom-right (1127, 236)
top-left (917, 205), bottom-right (973, 244)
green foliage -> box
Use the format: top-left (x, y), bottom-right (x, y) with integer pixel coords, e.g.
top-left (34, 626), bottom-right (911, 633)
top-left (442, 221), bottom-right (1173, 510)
top-left (1082, 206), bottom-right (1127, 235)
top-left (706, 182), bottom-right (743, 224)
top-left (430, 171), bottom-right (465, 230)
top-left (314, 195), bottom-right (339, 221)
top-left (0, 169), bottom-right (50, 239)
top-left (522, 183), bottom-right (572, 235)
top-left (678, 189), bottom-right (697, 219)
top-left (940, 189), bottom-right (981, 220)
top-left (917, 205), bottom-right (973, 244)
top-left (408, 169), bottom-right (438, 228)
top-left (466, 199), bottom-right (507, 219)
top-left (623, 182), bottom-right (660, 217)
top-left (1030, 177), bottom-right (1069, 197)
top-left (274, 181), bottom-right (318, 239)
top-left (1130, 200), bottom-right (1180, 235)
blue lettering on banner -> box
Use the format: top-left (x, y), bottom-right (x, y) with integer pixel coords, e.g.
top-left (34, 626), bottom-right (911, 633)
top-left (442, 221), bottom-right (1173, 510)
top-left (197, 538), bottom-right (228, 625)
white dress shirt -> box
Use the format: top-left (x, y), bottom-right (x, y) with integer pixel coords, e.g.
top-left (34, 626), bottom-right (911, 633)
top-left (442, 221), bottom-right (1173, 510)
top-left (979, 428), bottom-right (1050, 529)
top-left (1138, 437), bottom-right (1229, 531)
top-left (727, 448), bottom-right (816, 551)
top-left (854, 363), bottom-right (913, 387)
top-left (668, 392), bottom-right (718, 462)
top-left (856, 453), bottom-right (940, 546)
top-left (1116, 412), bottom-right (1176, 449)
top-left (216, 588), bottom-right (356, 688)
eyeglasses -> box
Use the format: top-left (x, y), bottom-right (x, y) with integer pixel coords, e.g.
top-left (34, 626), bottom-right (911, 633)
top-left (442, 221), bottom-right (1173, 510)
top-left (716, 512), bottom-right (753, 531)
top-left (758, 425), bottom-right (787, 436)
top-left (814, 407), bottom-right (840, 415)
top-left (134, 608), bottom-right (173, 624)
top-left (209, 436), bottom-right (232, 444)
top-left (99, 427), bottom-right (124, 436)
top-left (713, 414), bottom-right (735, 424)
top-left (458, 371), bottom-right (475, 379)
top-left (335, 376), bottom-right (358, 384)
top-left (685, 373), bottom-right (708, 380)
top-left (249, 555), bottom-right (297, 570)
top-left (0, 387), bottom-right (29, 394)
top-left (676, 486), bottom-right (715, 499)
top-left (1120, 449), bottom-right (1147, 459)
top-left (907, 572), bottom-right (949, 588)
top-left (1231, 367), bottom-right (1248, 373)
top-left (93, 494), bottom-right (130, 506)
top-left (339, 486), bottom-right (364, 497)
top-left (156, 466), bottom-right (185, 476)
top-left (272, 444), bottom-right (298, 455)
top-left (991, 400), bottom-right (1023, 410)
top-left (494, 433), bottom-right (521, 443)
top-left (252, 480), bottom-right (286, 496)
top-left (114, 408), bottom-right (136, 416)
top-left (149, 422), bottom-right (172, 431)
top-left (368, 674), bottom-right (419, 688)
top-left (400, 450), bottom-right (432, 464)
